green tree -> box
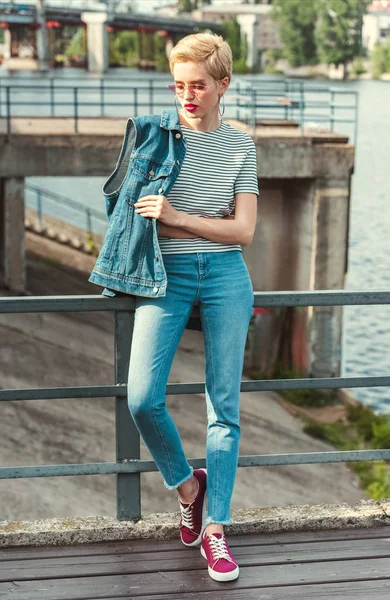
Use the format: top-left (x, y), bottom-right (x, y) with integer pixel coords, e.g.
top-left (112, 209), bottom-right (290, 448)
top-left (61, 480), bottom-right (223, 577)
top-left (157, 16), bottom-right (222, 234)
top-left (315, 0), bottom-right (368, 78)
top-left (65, 28), bottom-right (86, 59)
top-left (371, 36), bottom-right (390, 78)
top-left (272, 0), bottom-right (318, 67)
top-left (177, 0), bottom-right (211, 12)
top-left (221, 16), bottom-right (249, 73)
top-left (109, 30), bottom-right (139, 67)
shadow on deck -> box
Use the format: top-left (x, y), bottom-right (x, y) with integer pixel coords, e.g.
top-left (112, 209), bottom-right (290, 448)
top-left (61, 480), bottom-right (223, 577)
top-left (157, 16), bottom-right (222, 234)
top-left (1, 526), bottom-right (390, 599)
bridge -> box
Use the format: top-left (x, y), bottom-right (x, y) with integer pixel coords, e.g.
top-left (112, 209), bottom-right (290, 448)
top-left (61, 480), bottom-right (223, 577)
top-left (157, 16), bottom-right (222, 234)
top-left (0, 1), bottom-right (222, 73)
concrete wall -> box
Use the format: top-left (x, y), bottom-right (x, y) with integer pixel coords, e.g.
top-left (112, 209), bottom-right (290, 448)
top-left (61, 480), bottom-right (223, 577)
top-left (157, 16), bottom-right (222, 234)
top-left (0, 123), bottom-right (354, 379)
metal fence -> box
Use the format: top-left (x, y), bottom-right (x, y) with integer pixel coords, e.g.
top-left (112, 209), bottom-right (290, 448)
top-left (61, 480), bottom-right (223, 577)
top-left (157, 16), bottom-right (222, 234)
top-left (0, 77), bottom-right (359, 144)
top-left (25, 183), bottom-right (107, 237)
top-left (0, 289), bottom-right (389, 521)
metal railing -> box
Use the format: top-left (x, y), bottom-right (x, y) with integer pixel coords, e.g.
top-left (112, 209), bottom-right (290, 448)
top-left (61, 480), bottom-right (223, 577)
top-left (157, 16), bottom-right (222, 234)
top-left (25, 183), bottom-right (107, 236)
top-left (0, 77), bottom-right (359, 144)
top-left (0, 289), bottom-right (389, 521)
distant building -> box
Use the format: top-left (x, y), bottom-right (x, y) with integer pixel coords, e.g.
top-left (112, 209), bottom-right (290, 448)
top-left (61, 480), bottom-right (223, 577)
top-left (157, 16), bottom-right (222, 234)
top-left (363, 0), bottom-right (390, 51)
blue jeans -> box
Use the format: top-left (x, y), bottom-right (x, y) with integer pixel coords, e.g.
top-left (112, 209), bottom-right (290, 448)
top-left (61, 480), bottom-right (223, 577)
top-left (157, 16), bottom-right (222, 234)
top-left (127, 251), bottom-right (254, 525)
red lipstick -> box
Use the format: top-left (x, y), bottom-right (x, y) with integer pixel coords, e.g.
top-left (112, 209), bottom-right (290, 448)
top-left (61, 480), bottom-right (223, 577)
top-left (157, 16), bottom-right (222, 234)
top-left (184, 104), bottom-right (198, 112)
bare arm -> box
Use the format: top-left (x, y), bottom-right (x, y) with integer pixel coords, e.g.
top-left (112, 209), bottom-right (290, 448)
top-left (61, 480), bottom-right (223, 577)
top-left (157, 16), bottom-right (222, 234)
top-left (174, 193), bottom-right (257, 247)
top-left (159, 214), bottom-right (235, 239)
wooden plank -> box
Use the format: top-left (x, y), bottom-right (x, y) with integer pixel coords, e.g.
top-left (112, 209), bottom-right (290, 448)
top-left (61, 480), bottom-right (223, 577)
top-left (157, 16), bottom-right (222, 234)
top-left (2, 537), bottom-right (390, 582)
top-left (1, 558), bottom-right (390, 599)
top-left (2, 526), bottom-right (390, 562)
top-left (134, 579), bottom-right (390, 600)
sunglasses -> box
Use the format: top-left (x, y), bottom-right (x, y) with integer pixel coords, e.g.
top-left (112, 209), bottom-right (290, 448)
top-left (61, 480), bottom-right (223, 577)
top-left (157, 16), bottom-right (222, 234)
top-left (167, 81), bottom-right (217, 96)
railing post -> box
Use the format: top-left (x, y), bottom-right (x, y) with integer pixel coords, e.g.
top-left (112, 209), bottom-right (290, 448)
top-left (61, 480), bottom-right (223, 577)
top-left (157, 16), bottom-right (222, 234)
top-left (100, 77), bottom-right (105, 117)
top-left (284, 79), bottom-right (288, 120)
top-left (86, 207), bottom-right (92, 233)
top-left (115, 309), bottom-right (141, 521)
top-left (354, 91), bottom-right (359, 148)
top-left (73, 87), bottom-right (78, 134)
top-left (37, 189), bottom-right (43, 230)
top-left (299, 81), bottom-right (305, 136)
top-left (251, 86), bottom-right (256, 134)
top-left (149, 80), bottom-right (153, 114)
top-left (0, 80), bottom-right (2, 118)
top-left (6, 86), bottom-right (11, 135)
top-left (50, 79), bottom-right (55, 116)
top-left (134, 87), bottom-right (138, 118)
top-left (330, 89), bottom-right (335, 131)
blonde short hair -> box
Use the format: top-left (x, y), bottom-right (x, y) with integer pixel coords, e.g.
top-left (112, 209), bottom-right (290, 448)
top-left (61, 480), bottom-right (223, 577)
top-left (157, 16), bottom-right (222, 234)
top-left (169, 33), bottom-right (232, 83)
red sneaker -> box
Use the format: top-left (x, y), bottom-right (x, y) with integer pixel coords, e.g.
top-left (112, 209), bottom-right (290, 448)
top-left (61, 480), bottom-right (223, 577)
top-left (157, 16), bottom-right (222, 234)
top-left (200, 531), bottom-right (239, 582)
top-left (178, 468), bottom-right (207, 547)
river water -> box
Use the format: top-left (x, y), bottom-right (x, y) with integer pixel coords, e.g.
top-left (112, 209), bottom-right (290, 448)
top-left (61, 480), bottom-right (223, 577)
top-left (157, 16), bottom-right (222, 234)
top-left (1, 68), bottom-right (389, 413)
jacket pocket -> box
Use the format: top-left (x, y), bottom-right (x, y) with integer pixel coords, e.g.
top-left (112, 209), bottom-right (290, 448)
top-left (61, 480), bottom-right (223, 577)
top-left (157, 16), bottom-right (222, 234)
top-left (131, 156), bottom-right (175, 180)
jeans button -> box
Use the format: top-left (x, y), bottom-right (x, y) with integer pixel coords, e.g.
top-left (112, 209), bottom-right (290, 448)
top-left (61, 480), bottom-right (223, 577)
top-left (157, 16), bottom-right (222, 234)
top-left (175, 133), bottom-right (181, 139)
top-left (158, 187), bottom-right (163, 193)
top-left (153, 286), bottom-right (158, 293)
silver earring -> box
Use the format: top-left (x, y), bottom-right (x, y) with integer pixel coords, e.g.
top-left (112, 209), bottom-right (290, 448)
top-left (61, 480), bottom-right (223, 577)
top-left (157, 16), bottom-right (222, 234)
top-left (218, 95), bottom-right (225, 118)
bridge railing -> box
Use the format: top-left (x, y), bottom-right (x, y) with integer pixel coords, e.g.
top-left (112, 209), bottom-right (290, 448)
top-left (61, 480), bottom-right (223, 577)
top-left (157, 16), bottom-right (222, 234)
top-left (25, 183), bottom-right (107, 237)
top-left (0, 290), bottom-right (389, 521)
top-left (0, 77), bottom-right (358, 144)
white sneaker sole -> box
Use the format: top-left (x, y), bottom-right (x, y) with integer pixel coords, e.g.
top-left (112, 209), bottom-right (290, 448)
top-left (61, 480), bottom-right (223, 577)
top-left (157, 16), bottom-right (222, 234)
top-left (181, 468), bottom-right (207, 548)
top-left (200, 544), bottom-right (240, 581)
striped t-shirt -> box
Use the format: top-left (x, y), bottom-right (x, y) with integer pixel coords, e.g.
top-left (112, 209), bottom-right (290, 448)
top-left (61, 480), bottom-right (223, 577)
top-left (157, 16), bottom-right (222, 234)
top-left (157, 120), bottom-right (259, 254)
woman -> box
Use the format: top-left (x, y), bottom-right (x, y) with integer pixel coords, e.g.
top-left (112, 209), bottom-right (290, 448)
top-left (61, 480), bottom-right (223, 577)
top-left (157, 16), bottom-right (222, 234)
top-left (127, 32), bottom-right (259, 582)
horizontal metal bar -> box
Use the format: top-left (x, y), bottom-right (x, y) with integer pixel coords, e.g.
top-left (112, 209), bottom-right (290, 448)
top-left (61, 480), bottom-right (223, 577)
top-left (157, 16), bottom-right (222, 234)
top-left (2, 374), bottom-right (390, 402)
top-left (1, 290), bottom-right (390, 315)
top-left (0, 295), bottom-right (135, 313)
top-left (1, 449), bottom-right (389, 480)
top-left (252, 290), bottom-right (390, 307)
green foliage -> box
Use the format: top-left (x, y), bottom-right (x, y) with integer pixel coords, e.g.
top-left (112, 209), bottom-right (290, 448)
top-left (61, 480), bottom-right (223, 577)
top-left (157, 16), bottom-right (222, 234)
top-left (273, 365), bottom-right (340, 407)
top-left (177, 0), bottom-right (211, 12)
top-left (371, 37), bottom-right (390, 79)
top-left (109, 31), bottom-right (139, 67)
top-left (155, 34), bottom-right (169, 72)
top-left (351, 55), bottom-right (366, 76)
top-left (303, 403), bottom-right (390, 500)
top-left (366, 463), bottom-right (390, 500)
top-left (315, 0), bottom-right (367, 71)
top-left (272, 0), bottom-right (318, 67)
top-left (233, 57), bottom-right (249, 74)
top-left (220, 16), bottom-right (250, 72)
top-left (303, 421), bottom-right (357, 449)
top-left (65, 28), bottom-right (86, 58)
top-left (346, 403), bottom-right (389, 443)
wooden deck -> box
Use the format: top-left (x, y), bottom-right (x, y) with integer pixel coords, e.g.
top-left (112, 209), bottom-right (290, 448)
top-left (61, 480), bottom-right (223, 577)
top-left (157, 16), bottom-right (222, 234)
top-left (1, 526), bottom-right (390, 599)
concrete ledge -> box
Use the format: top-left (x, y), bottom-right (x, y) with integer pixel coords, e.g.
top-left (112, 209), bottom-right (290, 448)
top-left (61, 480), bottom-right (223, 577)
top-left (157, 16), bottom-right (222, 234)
top-left (1, 499), bottom-right (389, 548)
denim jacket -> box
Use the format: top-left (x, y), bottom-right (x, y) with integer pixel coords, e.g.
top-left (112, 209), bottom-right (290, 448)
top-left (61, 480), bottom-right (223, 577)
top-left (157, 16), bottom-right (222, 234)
top-left (88, 107), bottom-right (187, 298)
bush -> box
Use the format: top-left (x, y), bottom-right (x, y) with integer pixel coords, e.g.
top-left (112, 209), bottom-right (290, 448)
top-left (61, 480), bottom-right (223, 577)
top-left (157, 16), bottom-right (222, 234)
top-left (351, 56), bottom-right (366, 77)
top-left (371, 37), bottom-right (390, 79)
top-left (347, 404), bottom-right (388, 442)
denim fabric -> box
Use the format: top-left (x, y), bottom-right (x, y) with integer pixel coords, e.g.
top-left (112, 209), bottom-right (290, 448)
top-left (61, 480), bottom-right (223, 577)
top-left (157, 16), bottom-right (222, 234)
top-left (88, 108), bottom-right (187, 298)
top-left (127, 250), bottom-right (254, 525)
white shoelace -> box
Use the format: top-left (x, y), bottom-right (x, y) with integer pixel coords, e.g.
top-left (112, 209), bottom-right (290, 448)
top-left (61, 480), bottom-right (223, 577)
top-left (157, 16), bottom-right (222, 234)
top-left (208, 534), bottom-right (235, 565)
top-left (179, 502), bottom-right (194, 529)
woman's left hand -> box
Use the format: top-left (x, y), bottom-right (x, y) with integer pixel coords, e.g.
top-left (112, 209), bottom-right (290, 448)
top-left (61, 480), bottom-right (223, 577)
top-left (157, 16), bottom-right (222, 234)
top-left (134, 195), bottom-right (181, 226)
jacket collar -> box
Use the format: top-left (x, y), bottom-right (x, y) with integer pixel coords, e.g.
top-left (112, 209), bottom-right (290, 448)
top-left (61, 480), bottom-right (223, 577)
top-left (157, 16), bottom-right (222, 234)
top-left (160, 107), bottom-right (182, 132)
